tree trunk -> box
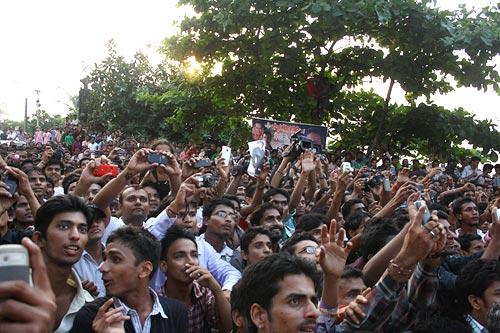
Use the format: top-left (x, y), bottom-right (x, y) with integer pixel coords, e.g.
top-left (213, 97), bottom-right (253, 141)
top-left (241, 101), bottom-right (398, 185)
top-left (368, 78), bottom-right (394, 155)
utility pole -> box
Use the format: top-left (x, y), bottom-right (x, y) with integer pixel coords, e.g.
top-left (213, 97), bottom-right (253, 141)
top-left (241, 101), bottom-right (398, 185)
top-left (35, 89), bottom-right (41, 128)
top-left (24, 98), bottom-right (28, 131)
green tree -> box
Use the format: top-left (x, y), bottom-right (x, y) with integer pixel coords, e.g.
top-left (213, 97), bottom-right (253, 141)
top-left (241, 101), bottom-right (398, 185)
top-left (163, 0), bottom-right (500, 159)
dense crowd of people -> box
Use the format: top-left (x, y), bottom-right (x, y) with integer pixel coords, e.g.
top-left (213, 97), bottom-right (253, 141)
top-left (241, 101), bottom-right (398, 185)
top-left (0, 123), bottom-right (499, 333)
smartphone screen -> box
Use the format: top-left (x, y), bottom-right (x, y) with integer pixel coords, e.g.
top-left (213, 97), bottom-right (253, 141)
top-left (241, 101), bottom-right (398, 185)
top-left (4, 174), bottom-right (18, 195)
top-left (221, 146), bottom-right (231, 167)
top-left (0, 245), bottom-right (31, 302)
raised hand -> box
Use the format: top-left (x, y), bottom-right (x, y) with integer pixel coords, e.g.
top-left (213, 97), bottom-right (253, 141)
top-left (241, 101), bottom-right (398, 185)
top-left (125, 148), bottom-right (155, 176)
top-left (5, 166), bottom-right (32, 197)
top-left (0, 238), bottom-right (57, 333)
top-left (344, 288), bottom-right (372, 324)
top-left (319, 220), bottom-right (352, 279)
top-left (185, 264), bottom-right (221, 292)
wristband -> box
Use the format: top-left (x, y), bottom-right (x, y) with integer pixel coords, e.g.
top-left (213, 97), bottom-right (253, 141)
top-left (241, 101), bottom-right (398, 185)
top-left (388, 259), bottom-right (414, 282)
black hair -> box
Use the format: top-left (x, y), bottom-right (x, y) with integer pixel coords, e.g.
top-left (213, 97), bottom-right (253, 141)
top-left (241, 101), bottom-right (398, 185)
top-left (62, 173), bottom-right (81, 194)
top-left (25, 166), bottom-right (46, 179)
top-left (341, 267), bottom-right (365, 281)
top-left (221, 194), bottom-right (242, 209)
top-left (359, 221), bottom-right (399, 261)
top-left (435, 210), bottom-right (449, 221)
top-left (160, 224), bottom-right (197, 259)
top-left (487, 302), bottom-right (500, 333)
top-left (46, 176), bottom-right (54, 188)
top-left (249, 202), bottom-right (282, 227)
top-left (263, 187), bottom-right (290, 203)
top-left (452, 197), bottom-right (476, 216)
top-left (20, 159), bottom-right (34, 169)
top-left (118, 185), bottom-right (147, 203)
top-left (295, 213), bottom-right (330, 232)
top-left (78, 157), bottom-right (91, 168)
top-left (241, 226), bottom-right (272, 253)
top-left (44, 158), bottom-right (65, 173)
top-left (150, 139), bottom-right (175, 154)
top-left (344, 211), bottom-right (370, 238)
top-left (281, 231), bottom-right (318, 255)
top-left (458, 233), bottom-right (483, 252)
top-left (202, 198), bottom-right (235, 219)
top-left (456, 259), bottom-right (500, 314)
top-left (341, 199), bottom-right (364, 219)
top-left (237, 254), bottom-right (321, 333)
top-left (34, 194), bottom-right (93, 239)
top-left (413, 307), bottom-right (471, 333)
top-left (107, 226), bottom-right (161, 278)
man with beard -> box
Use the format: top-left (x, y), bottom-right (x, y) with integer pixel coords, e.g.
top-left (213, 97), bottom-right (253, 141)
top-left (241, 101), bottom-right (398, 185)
top-left (453, 197), bottom-right (483, 238)
top-left (249, 202), bottom-right (284, 252)
top-left (456, 259), bottom-right (500, 332)
top-left (32, 195), bottom-right (94, 332)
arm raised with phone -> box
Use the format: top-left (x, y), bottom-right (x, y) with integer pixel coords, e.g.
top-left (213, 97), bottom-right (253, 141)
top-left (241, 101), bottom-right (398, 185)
top-left (0, 238), bottom-right (57, 333)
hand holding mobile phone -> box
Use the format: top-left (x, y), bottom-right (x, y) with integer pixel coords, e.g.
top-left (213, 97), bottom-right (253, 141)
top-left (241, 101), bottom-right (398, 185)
top-left (147, 153), bottom-right (167, 165)
top-left (0, 245), bottom-right (31, 300)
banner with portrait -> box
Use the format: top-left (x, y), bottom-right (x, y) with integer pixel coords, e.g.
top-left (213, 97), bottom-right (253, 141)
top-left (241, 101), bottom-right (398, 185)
top-left (251, 117), bottom-right (328, 149)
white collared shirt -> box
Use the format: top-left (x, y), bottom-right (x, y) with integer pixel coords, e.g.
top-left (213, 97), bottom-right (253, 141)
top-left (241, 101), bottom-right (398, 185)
top-left (198, 233), bottom-right (234, 263)
top-left (54, 269), bottom-right (94, 333)
top-left (114, 289), bottom-right (168, 333)
top-left (73, 245), bottom-right (106, 297)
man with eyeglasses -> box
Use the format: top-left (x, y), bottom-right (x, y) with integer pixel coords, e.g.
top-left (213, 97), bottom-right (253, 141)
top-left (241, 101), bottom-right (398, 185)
top-left (281, 231), bottom-right (321, 271)
top-left (199, 198), bottom-right (237, 263)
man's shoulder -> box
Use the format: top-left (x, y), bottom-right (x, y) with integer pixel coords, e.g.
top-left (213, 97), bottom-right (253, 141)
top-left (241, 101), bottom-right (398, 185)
top-left (158, 295), bottom-right (189, 315)
top-left (71, 297), bottom-right (110, 332)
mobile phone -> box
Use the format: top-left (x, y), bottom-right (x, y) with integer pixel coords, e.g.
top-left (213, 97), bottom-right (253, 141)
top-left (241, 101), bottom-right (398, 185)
top-left (93, 164), bottom-right (119, 177)
top-left (193, 159), bottom-right (213, 169)
top-left (415, 200), bottom-right (431, 225)
top-left (221, 146), bottom-right (231, 167)
top-left (383, 178), bottom-right (391, 192)
top-left (147, 153), bottom-right (167, 165)
top-left (341, 162), bottom-right (353, 173)
top-left (0, 245), bottom-right (31, 302)
top-left (4, 174), bottom-right (18, 195)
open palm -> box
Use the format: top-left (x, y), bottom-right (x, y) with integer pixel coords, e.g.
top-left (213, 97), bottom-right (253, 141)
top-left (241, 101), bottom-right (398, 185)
top-left (319, 220), bottom-right (352, 279)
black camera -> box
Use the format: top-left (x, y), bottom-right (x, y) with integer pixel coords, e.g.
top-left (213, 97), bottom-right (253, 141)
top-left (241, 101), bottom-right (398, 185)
top-left (283, 130), bottom-right (318, 160)
top-left (195, 174), bottom-right (217, 187)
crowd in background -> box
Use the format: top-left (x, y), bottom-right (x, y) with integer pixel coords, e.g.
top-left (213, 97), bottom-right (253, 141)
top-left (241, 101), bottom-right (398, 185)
top-left (0, 123), bottom-right (499, 333)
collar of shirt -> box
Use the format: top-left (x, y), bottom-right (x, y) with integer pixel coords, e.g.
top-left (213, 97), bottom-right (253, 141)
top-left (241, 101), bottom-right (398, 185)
top-left (115, 288), bottom-right (168, 320)
top-left (54, 269), bottom-right (94, 333)
top-left (467, 314), bottom-right (488, 333)
top-left (198, 233), bottom-right (233, 259)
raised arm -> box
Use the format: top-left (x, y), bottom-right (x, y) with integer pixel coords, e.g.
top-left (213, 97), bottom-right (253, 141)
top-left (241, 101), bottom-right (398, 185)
top-left (289, 152), bottom-right (314, 212)
top-left (5, 166), bottom-right (41, 216)
top-left (93, 148), bottom-right (155, 210)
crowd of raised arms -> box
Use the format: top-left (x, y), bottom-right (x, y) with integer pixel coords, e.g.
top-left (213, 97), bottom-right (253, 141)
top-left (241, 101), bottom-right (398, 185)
top-left (0, 123), bottom-right (499, 333)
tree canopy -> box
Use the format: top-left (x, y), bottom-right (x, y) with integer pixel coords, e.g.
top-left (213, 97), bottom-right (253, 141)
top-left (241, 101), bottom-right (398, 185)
top-left (81, 0), bottom-right (500, 160)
